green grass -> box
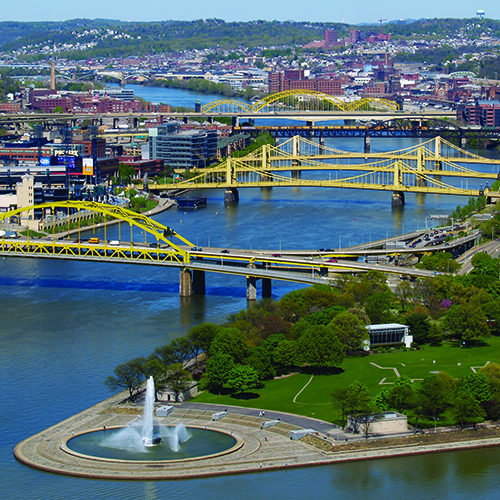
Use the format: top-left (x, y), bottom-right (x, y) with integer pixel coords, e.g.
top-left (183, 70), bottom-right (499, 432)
top-left (193, 336), bottom-right (500, 424)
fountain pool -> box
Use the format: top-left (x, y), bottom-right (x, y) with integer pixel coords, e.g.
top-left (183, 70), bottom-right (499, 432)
top-left (67, 425), bottom-right (237, 461)
top-left (66, 377), bottom-right (237, 462)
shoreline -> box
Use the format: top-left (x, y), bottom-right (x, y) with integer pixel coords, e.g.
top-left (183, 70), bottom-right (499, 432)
top-left (14, 393), bottom-right (500, 481)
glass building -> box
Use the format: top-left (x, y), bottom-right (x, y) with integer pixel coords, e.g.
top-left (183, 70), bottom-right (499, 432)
top-left (365, 323), bottom-right (413, 348)
top-left (149, 123), bottom-right (218, 169)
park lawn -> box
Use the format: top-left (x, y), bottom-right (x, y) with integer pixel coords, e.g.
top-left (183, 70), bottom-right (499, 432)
top-left (193, 336), bottom-right (500, 425)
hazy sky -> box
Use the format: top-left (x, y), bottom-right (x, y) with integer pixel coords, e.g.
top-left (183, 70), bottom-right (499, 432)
top-left (3, 0), bottom-right (498, 24)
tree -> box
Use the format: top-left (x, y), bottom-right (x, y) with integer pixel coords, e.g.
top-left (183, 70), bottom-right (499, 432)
top-left (205, 352), bottom-right (235, 392)
top-left (165, 363), bottom-right (192, 402)
top-left (273, 339), bottom-right (302, 369)
top-left (152, 344), bottom-right (175, 380)
top-left (443, 303), bottom-right (490, 345)
top-left (405, 312), bottom-right (431, 345)
top-left (119, 162), bottom-right (136, 183)
top-left (187, 322), bottom-right (219, 363)
top-left (452, 392), bottom-right (486, 429)
top-left (297, 324), bottom-right (345, 369)
top-left (344, 381), bottom-right (373, 433)
top-left (459, 372), bottom-right (492, 403)
top-left (384, 377), bottom-right (415, 413)
top-left (247, 345), bottom-right (275, 380)
top-left (332, 387), bottom-right (350, 427)
top-left (395, 280), bottom-right (413, 313)
top-left (365, 291), bottom-right (393, 324)
top-left (226, 364), bottom-right (259, 397)
top-left (104, 357), bottom-right (145, 400)
top-left (169, 337), bottom-right (192, 367)
top-left (210, 327), bottom-right (249, 363)
top-left (360, 413), bottom-right (381, 439)
top-left (329, 311), bottom-right (368, 353)
top-left (418, 372), bottom-right (456, 419)
top-left (141, 357), bottom-right (165, 400)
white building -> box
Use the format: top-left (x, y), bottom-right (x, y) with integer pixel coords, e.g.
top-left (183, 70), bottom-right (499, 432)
top-left (365, 323), bottom-right (413, 349)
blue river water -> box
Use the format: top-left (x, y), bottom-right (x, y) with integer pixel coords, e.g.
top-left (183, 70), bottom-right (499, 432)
top-left (1, 85), bottom-right (500, 499)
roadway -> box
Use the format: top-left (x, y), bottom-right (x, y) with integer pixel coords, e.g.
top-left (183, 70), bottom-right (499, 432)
top-left (0, 236), bottom-right (437, 285)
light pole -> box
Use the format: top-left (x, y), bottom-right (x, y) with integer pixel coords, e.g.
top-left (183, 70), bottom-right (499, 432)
top-left (433, 416), bottom-right (439, 432)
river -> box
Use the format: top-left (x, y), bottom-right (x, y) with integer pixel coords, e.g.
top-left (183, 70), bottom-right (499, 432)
top-left (1, 84), bottom-right (500, 499)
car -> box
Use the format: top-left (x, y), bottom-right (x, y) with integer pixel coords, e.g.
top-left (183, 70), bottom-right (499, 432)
top-left (220, 249), bottom-right (230, 253)
top-left (191, 246), bottom-right (203, 251)
top-left (327, 258), bottom-right (338, 263)
top-left (304, 256), bottom-right (313, 260)
top-left (272, 253), bottom-right (281, 257)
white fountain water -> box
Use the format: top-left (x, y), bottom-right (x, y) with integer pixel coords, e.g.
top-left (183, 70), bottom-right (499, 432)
top-left (142, 376), bottom-right (156, 446)
top-left (97, 375), bottom-right (192, 453)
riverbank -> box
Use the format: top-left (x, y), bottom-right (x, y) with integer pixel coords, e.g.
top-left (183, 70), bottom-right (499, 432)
top-left (14, 394), bottom-right (500, 481)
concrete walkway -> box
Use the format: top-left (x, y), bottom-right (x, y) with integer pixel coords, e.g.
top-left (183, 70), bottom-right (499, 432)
top-left (13, 394), bottom-right (500, 480)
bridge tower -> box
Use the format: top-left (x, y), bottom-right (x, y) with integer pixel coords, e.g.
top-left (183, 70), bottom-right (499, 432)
top-left (260, 143), bottom-right (274, 184)
top-left (224, 156), bottom-right (239, 203)
top-left (291, 135), bottom-right (302, 180)
top-left (416, 146), bottom-right (427, 187)
top-left (433, 136), bottom-right (443, 171)
top-left (392, 160), bottom-right (405, 206)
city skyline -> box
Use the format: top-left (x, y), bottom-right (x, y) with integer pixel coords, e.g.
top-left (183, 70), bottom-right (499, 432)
top-left (3, 1), bottom-right (498, 25)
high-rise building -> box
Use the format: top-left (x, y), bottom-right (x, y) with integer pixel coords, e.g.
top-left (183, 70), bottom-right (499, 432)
top-left (149, 123), bottom-right (218, 169)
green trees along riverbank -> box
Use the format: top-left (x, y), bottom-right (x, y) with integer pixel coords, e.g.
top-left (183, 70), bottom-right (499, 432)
top-left (105, 251), bottom-right (500, 429)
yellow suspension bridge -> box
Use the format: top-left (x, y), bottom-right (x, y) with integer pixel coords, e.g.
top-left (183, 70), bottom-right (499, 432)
top-left (159, 136), bottom-right (500, 204)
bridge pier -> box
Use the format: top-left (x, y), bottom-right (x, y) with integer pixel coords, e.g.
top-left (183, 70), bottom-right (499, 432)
top-left (180, 269), bottom-right (193, 297)
top-left (224, 188), bottom-right (239, 203)
top-left (262, 278), bottom-right (272, 298)
top-left (392, 191), bottom-right (405, 207)
top-left (319, 135), bottom-right (325, 154)
top-left (179, 269), bottom-right (206, 297)
top-left (291, 170), bottom-right (301, 179)
top-left (364, 136), bottom-right (371, 153)
top-left (247, 276), bottom-right (257, 300)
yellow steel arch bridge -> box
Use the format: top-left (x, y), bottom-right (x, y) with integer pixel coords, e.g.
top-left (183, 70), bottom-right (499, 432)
top-left (0, 201), bottom-right (192, 264)
top-left (200, 90), bottom-right (399, 113)
top-left (166, 136), bottom-right (500, 201)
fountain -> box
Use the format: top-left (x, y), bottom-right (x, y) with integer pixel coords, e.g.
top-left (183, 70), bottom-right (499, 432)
top-left (142, 376), bottom-right (161, 446)
top-left (66, 376), bottom-right (238, 461)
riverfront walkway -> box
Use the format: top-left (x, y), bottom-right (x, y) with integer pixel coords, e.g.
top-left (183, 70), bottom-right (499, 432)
top-left (14, 394), bottom-right (500, 480)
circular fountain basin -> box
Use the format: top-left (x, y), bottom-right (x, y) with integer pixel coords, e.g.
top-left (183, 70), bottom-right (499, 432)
top-left (67, 425), bottom-right (238, 462)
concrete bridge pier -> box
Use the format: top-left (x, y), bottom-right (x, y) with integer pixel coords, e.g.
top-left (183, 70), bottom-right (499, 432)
top-left (364, 136), bottom-right (371, 153)
top-left (392, 191), bottom-right (405, 207)
top-left (291, 170), bottom-right (302, 179)
top-left (179, 269), bottom-right (206, 297)
top-left (224, 188), bottom-right (239, 203)
top-left (461, 137), bottom-right (467, 148)
top-left (247, 276), bottom-right (257, 300)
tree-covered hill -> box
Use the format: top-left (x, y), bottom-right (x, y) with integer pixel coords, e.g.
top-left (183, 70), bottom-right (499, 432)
top-left (1, 17), bottom-right (500, 60)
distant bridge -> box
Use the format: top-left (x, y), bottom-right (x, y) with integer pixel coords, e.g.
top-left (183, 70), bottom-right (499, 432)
top-left (201, 90), bottom-right (400, 113)
top-left (159, 136), bottom-right (500, 205)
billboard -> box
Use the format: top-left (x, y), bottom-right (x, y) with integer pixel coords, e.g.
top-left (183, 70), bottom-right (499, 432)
top-left (40, 157), bottom-right (51, 166)
top-left (82, 158), bottom-right (94, 175)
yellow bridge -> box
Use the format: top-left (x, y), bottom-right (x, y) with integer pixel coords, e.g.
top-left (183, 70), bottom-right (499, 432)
top-left (200, 90), bottom-right (400, 113)
top-left (159, 136), bottom-right (500, 205)
top-left (0, 201), bottom-right (438, 299)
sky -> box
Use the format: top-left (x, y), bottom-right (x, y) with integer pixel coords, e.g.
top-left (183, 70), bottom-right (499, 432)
top-left (3, 0), bottom-right (499, 24)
